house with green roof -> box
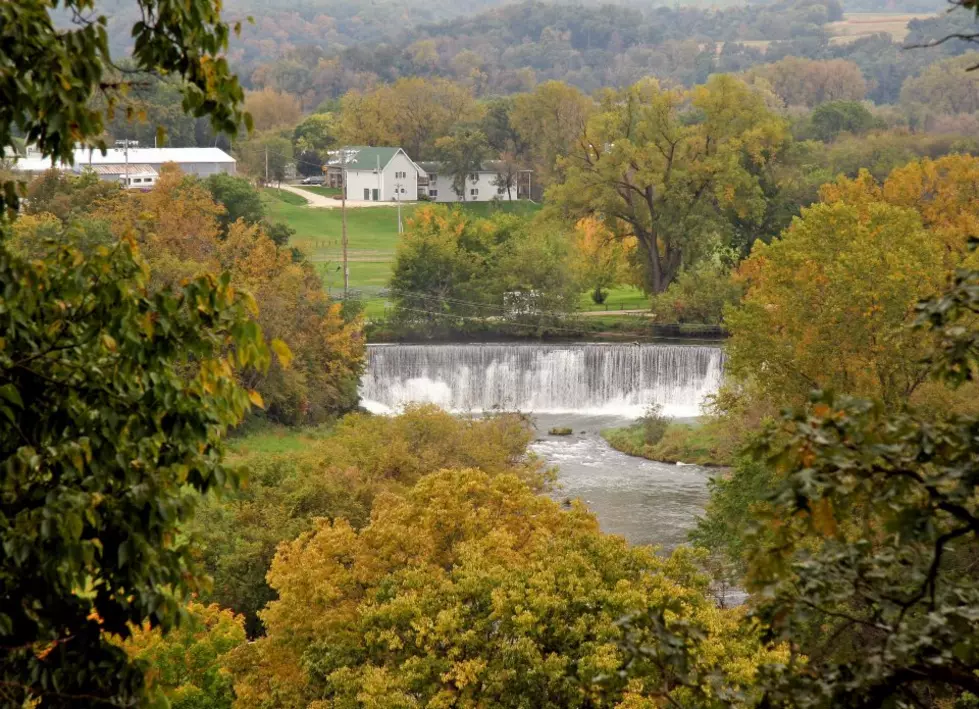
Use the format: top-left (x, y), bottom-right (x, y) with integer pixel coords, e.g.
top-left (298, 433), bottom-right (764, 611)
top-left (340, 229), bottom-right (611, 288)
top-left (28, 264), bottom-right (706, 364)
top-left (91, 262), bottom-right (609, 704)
top-left (324, 146), bottom-right (426, 202)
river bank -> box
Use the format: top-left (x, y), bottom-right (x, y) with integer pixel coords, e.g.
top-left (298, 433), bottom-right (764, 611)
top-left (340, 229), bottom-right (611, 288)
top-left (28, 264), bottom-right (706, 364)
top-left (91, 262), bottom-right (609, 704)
top-left (600, 419), bottom-right (736, 467)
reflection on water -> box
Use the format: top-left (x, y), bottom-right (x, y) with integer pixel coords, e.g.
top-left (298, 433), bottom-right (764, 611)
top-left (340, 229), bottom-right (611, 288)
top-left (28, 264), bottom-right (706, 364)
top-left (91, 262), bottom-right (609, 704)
top-left (530, 414), bottom-right (712, 550)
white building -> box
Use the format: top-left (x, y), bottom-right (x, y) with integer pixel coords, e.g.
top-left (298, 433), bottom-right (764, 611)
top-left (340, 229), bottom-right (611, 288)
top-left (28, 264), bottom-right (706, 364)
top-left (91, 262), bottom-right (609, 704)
top-left (72, 146), bottom-right (236, 178)
top-left (416, 161), bottom-right (530, 203)
top-left (326, 147), bottom-right (421, 202)
top-left (88, 164), bottom-right (159, 189)
top-left (6, 143), bottom-right (236, 180)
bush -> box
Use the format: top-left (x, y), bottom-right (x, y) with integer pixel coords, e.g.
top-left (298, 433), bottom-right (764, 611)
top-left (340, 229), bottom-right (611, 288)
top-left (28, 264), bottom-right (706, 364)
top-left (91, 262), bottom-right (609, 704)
top-left (549, 426), bottom-right (573, 436)
top-left (639, 402), bottom-right (669, 445)
top-left (650, 256), bottom-right (742, 325)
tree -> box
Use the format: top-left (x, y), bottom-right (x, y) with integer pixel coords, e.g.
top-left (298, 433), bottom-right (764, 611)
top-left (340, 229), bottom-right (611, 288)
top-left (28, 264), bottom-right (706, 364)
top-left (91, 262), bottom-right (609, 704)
top-left (0, 0), bottom-right (246, 214)
top-left (746, 57), bottom-right (868, 108)
top-left (293, 113), bottom-right (337, 177)
top-left (243, 88), bottom-right (302, 132)
top-left (204, 173), bottom-right (265, 231)
top-left (0, 233), bottom-right (269, 707)
top-left (550, 75), bottom-right (787, 293)
top-left (123, 603), bottom-right (246, 709)
top-left (337, 78), bottom-right (478, 159)
top-left (900, 53), bottom-right (979, 117)
top-left (742, 270), bottom-right (979, 706)
top-left (569, 216), bottom-right (636, 304)
top-left (435, 128), bottom-right (489, 201)
top-left (725, 200), bottom-right (946, 408)
top-left (235, 132), bottom-right (293, 185)
top-left (511, 81), bottom-right (594, 187)
top-left (228, 469), bottom-right (784, 709)
top-left (195, 406), bottom-right (546, 635)
top-left (24, 170), bottom-right (122, 223)
top-left (806, 100), bottom-right (876, 142)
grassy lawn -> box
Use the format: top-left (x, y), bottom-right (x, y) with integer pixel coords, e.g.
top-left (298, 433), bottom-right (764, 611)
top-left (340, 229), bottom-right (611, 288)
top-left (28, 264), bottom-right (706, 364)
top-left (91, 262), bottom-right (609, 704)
top-left (297, 185), bottom-right (342, 198)
top-left (578, 286), bottom-right (650, 312)
top-left (263, 189), bottom-right (410, 314)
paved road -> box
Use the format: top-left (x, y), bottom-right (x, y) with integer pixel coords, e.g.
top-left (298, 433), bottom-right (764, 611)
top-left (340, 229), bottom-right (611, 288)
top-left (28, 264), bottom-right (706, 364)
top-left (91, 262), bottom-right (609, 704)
top-left (279, 184), bottom-right (408, 209)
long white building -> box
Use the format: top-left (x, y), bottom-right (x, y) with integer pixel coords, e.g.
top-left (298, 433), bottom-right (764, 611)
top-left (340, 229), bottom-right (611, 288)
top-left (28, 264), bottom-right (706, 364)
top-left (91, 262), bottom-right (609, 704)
top-left (7, 143), bottom-right (236, 183)
top-left (416, 161), bottom-right (529, 203)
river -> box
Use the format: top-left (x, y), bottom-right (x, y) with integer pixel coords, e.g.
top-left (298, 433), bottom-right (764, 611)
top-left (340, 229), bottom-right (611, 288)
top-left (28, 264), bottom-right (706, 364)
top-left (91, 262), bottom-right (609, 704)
top-left (361, 342), bottom-right (723, 550)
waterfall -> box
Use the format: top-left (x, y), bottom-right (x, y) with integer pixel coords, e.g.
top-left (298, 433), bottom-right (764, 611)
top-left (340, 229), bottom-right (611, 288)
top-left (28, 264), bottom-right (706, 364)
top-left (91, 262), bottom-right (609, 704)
top-left (360, 343), bottom-right (725, 418)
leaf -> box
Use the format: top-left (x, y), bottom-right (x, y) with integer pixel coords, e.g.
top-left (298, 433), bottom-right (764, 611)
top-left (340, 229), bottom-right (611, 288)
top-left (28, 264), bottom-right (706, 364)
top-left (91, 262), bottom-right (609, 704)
top-left (0, 384), bottom-right (23, 409)
top-left (271, 338), bottom-right (293, 369)
top-left (247, 389), bottom-right (265, 408)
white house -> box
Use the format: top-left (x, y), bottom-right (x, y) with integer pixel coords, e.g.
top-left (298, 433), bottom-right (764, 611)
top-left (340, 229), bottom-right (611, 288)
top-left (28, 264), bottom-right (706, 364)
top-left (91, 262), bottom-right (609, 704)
top-left (327, 147), bottom-right (422, 202)
top-left (416, 161), bottom-right (530, 203)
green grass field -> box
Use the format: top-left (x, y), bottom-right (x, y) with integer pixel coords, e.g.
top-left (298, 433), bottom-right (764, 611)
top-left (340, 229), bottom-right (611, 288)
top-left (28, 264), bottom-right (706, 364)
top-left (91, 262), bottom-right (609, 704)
top-left (263, 190), bottom-right (641, 322)
top-left (577, 286), bottom-right (649, 312)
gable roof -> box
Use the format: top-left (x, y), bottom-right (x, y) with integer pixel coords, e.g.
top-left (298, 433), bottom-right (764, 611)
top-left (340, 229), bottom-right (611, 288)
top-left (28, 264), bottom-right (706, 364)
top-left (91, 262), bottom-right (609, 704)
top-left (328, 146), bottom-right (405, 171)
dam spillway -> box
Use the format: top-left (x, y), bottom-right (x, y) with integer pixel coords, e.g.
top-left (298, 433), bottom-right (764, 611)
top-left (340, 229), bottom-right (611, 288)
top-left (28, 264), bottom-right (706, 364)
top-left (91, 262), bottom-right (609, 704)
top-left (360, 343), bottom-right (724, 418)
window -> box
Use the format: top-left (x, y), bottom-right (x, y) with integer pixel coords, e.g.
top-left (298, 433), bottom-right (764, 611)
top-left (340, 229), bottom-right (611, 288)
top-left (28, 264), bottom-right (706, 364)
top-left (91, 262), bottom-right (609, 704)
top-left (429, 189), bottom-right (439, 198)
top-left (497, 187), bottom-right (506, 195)
top-left (469, 173), bottom-right (479, 182)
top-left (394, 170), bottom-right (408, 179)
top-left (429, 173), bottom-right (437, 182)
top-left (470, 188), bottom-right (479, 197)
top-left (401, 187), bottom-right (406, 194)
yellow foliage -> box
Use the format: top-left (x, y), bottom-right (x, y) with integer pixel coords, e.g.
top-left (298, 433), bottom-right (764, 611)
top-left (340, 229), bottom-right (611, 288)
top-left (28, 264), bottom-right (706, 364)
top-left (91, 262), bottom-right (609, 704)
top-left (229, 469), bottom-right (785, 708)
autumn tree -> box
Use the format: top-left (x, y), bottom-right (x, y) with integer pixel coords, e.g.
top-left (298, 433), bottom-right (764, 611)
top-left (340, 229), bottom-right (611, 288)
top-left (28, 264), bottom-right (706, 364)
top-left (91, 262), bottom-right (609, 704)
top-left (510, 80), bottom-right (594, 186)
top-left (82, 167), bottom-right (365, 423)
top-left (550, 75), bottom-right (787, 293)
top-left (743, 272), bottom-right (979, 706)
top-left (570, 216), bottom-right (636, 304)
top-left (746, 57), bottom-right (868, 108)
top-left (228, 469), bottom-right (784, 709)
top-left (243, 88), bottom-right (302, 132)
top-left (123, 603), bottom-right (246, 709)
top-left (195, 406), bottom-right (546, 635)
top-left (0, 233), bottom-right (269, 707)
top-left (900, 53), bottom-right (979, 117)
top-left (338, 78), bottom-right (478, 159)
top-left (725, 200), bottom-right (945, 408)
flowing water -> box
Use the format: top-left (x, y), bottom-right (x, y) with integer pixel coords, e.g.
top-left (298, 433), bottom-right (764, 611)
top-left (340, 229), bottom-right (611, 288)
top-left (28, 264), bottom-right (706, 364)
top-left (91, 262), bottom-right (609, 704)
top-left (361, 342), bottom-right (725, 550)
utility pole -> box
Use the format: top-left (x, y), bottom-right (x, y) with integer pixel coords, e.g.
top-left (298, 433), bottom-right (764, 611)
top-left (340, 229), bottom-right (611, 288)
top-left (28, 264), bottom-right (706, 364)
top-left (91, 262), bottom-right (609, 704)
top-left (341, 148), bottom-right (349, 297)
top-left (123, 137), bottom-right (129, 189)
top-left (395, 182), bottom-right (403, 233)
top-left (265, 146), bottom-right (269, 186)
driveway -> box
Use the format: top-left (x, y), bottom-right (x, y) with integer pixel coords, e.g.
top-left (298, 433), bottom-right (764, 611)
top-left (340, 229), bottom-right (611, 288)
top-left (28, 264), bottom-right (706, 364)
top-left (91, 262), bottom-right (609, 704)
top-left (279, 183), bottom-right (410, 209)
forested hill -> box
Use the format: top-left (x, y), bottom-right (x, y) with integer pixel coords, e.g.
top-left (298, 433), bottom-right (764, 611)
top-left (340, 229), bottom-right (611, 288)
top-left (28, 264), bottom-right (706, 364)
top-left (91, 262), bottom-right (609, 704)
top-left (244, 0), bottom-right (972, 105)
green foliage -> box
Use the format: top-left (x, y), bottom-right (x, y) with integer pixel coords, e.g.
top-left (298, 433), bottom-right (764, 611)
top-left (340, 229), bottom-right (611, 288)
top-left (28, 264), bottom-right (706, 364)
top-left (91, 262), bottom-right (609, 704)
top-left (435, 127), bottom-right (490, 200)
top-left (690, 456), bottom-right (776, 576)
top-left (229, 468), bottom-right (783, 709)
top-left (650, 252), bottom-right (743, 325)
top-left (744, 274), bottom-right (979, 704)
top-left (550, 75), bottom-right (787, 293)
top-left (124, 602), bottom-right (247, 709)
top-left (388, 205), bottom-right (578, 336)
top-left (0, 0), bottom-right (246, 213)
top-left (0, 233), bottom-right (269, 707)
top-left (726, 200), bottom-right (946, 408)
top-left (602, 418), bottom-right (737, 467)
top-left (195, 406), bottom-right (548, 635)
top-left (204, 173), bottom-right (266, 231)
top-left (23, 170), bottom-right (122, 223)
top-left (805, 100), bottom-right (876, 142)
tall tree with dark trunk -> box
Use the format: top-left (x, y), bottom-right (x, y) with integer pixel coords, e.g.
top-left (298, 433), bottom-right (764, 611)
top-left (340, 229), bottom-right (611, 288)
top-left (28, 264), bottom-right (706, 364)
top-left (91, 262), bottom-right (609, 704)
top-left (549, 75), bottom-right (786, 293)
